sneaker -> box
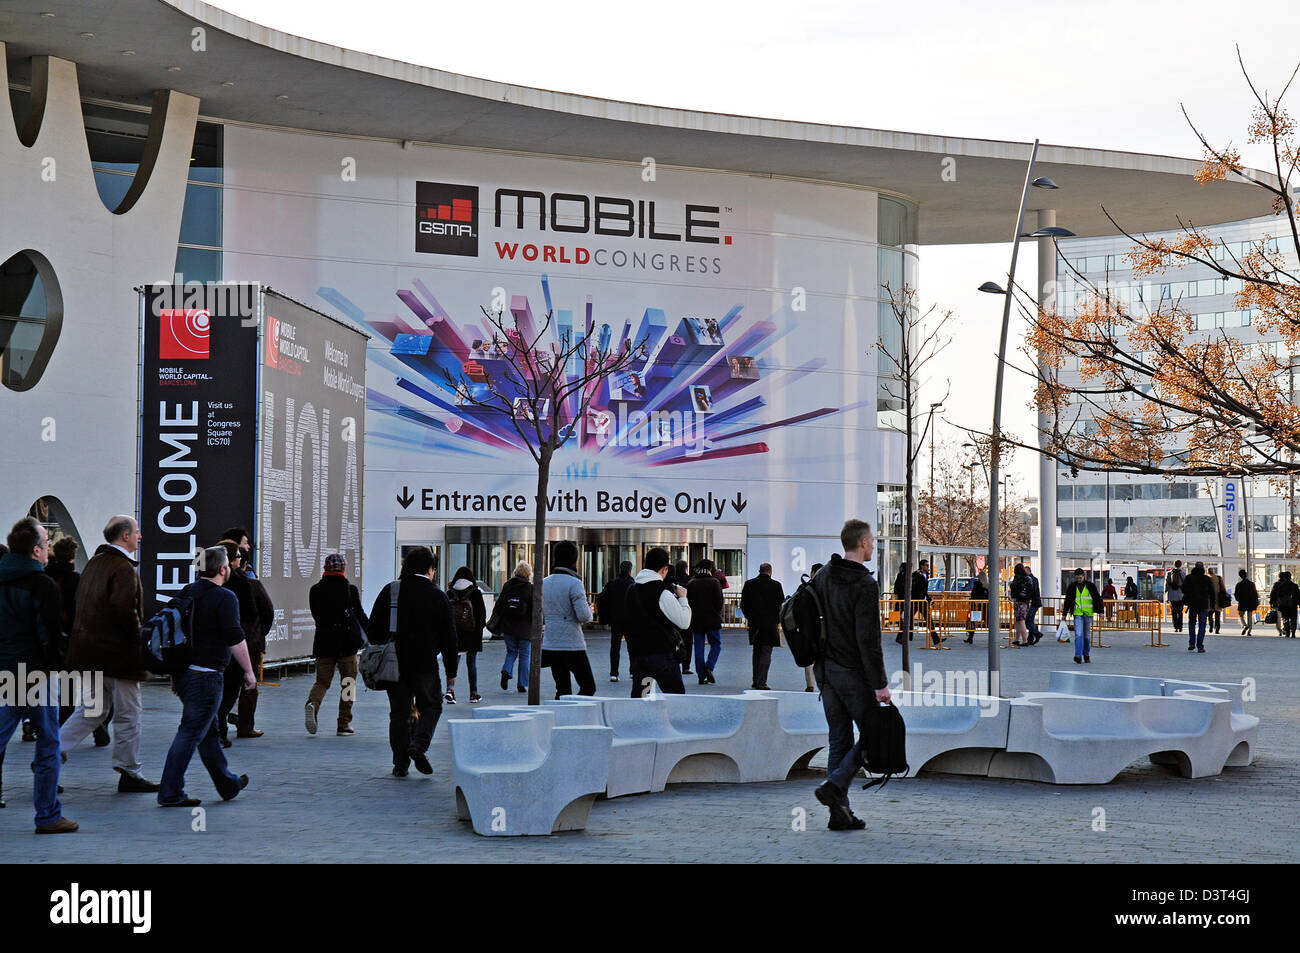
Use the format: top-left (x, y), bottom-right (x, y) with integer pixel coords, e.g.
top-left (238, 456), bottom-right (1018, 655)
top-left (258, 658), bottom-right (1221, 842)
top-left (444, 688), bottom-right (457, 705)
top-left (500, 671), bottom-right (510, 691)
top-left (610, 674), bottom-right (619, 682)
top-left (35, 817), bottom-right (79, 834)
top-left (517, 685), bottom-right (527, 693)
top-left (470, 693), bottom-right (482, 704)
top-left (336, 726), bottom-right (355, 736)
top-left (305, 702), bottom-right (318, 735)
top-left (1198, 647), bottom-right (1206, 653)
top-left (392, 765), bottom-right (408, 778)
top-left (1188, 646), bottom-right (1195, 651)
top-left (1074, 656), bottom-right (1082, 664)
top-left (704, 669), bottom-right (716, 684)
top-left (92, 725), bottom-right (111, 747)
top-left (221, 774), bottom-right (250, 801)
top-left (804, 686), bottom-right (815, 693)
top-left (1083, 656), bottom-right (1091, 663)
top-left (236, 729), bottom-right (264, 739)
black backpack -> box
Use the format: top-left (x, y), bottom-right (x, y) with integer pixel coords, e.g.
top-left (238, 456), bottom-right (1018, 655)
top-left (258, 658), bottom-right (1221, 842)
top-left (779, 575), bottom-right (827, 667)
top-left (860, 700), bottom-right (909, 790)
top-left (450, 588), bottom-right (477, 636)
top-left (140, 587), bottom-right (198, 676)
top-left (500, 586), bottom-right (529, 621)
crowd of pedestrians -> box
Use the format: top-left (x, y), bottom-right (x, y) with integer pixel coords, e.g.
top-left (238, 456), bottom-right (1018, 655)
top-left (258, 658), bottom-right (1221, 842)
top-left (10, 502), bottom-right (1300, 837)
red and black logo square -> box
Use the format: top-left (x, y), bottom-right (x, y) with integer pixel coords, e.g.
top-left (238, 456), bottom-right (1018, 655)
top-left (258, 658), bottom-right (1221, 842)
top-left (416, 182), bottom-right (479, 256)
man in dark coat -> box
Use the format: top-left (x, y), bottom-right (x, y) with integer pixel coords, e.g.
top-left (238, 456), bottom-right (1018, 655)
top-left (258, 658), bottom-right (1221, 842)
top-left (0, 518), bottom-right (77, 832)
top-left (1269, 570), bottom-right (1300, 638)
top-left (1234, 569), bottom-right (1260, 637)
top-left (61, 515), bottom-right (157, 792)
top-left (1181, 562), bottom-right (1213, 653)
top-left (686, 560), bottom-right (724, 685)
top-left (597, 561), bottom-right (636, 683)
top-left (307, 553), bottom-right (368, 734)
top-left (367, 547), bottom-right (458, 777)
top-left (811, 519), bottom-right (888, 832)
top-left (740, 562), bottom-right (785, 689)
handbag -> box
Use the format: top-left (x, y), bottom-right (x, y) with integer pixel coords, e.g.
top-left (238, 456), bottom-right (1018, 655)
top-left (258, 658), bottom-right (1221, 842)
top-left (1264, 608), bottom-right (1279, 625)
top-left (1055, 620), bottom-right (1071, 642)
top-left (358, 581), bottom-right (401, 690)
top-left (485, 605), bottom-right (503, 637)
top-left (860, 700), bottom-right (909, 789)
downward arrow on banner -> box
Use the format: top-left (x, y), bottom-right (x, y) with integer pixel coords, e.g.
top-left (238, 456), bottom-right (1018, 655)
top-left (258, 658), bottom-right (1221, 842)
top-left (732, 492), bottom-right (748, 514)
top-left (397, 487), bottom-right (415, 509)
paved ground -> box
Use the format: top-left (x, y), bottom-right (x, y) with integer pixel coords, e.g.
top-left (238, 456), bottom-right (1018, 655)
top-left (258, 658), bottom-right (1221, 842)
top-left (1, 624), bottom-right (1296, 863)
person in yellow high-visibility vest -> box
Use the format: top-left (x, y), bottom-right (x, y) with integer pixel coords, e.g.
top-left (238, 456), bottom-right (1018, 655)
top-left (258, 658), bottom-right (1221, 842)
top-left (1062, 568), bottom-right (1104, 665)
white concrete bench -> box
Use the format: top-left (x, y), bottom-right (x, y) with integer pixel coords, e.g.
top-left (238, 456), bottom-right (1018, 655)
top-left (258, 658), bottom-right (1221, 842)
top-left (448, 708), bottom-right (612, 835)
top-left (998, 690), bottom-right (1234, 783)
top-left (891, 690), bottom-right (1010, 777)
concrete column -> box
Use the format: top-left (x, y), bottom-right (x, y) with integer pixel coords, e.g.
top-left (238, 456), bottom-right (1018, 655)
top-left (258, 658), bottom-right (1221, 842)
top-left (1037, 209), bottom-right (1061, 598)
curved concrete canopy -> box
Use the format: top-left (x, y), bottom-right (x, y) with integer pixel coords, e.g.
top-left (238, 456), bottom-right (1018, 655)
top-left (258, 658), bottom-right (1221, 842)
top-left (0, 0), bottom-right (1279, 243)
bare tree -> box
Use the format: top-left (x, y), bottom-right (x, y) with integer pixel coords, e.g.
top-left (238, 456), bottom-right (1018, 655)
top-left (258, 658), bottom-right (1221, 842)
top-left (444, 307), bottom-right (648, 704)
top-left (876, 284), bottom-right (952, 669)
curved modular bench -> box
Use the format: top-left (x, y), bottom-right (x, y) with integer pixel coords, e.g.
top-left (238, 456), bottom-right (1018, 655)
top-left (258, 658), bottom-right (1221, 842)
top-left (448, 709), bottom-right (612, 836)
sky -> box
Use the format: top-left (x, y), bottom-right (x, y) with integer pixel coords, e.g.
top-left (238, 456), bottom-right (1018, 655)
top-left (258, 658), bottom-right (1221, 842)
top-left (208, 0), bottom-right (1300, 492)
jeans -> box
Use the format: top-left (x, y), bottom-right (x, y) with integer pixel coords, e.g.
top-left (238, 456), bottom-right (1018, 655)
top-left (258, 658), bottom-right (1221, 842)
top-left (609, 627), bottom-right (624, 677)
top-left (159, 670), bottom-right (241, 803)
top-left (629, 652), bottom-right (685, 697)
top-left (814, 657), bottom-right (875, 803)
top-left (1073, 614), bottom-right (1093, 658)
top-left (307, 655), bottom-right (359, 728)
top-left (1170, 600), bottom-right (1184, 632)
top-left (501, 635), bottom-right (531, 689)
top-left (60, 675), bottom-right (143, 776)
top-left (752, 644), bottom-right (773, 687)
top-left (386, 670), bottom-right (443, 768)
top-left (693, 629), bottom-right (722, 677)
top-left (545, 649), bottom-right (596, 698)
top-left (0, 690), bottom-right (63, 826)
top-left (1189, 609), bottom-right (1208, 649)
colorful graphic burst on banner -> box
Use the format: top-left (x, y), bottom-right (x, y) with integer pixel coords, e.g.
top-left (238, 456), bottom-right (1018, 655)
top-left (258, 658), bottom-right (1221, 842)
top-left (318, 275), bottom-right (842, 466)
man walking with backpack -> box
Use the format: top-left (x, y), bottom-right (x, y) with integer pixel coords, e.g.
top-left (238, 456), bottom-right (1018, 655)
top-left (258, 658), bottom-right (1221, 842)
top-left (157, 546), bottom-right (254, 807)
top-left (810, 518), bottom-right (889, 832)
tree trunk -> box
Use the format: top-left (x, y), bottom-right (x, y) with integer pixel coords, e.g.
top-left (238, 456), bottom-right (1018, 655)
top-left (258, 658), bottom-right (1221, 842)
top-left (528, 446), bottom-right (552, 705)
top-left (903, 387), bottom-right (915, 685)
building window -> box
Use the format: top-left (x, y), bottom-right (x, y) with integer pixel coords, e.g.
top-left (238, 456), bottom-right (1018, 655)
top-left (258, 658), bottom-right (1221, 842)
top-left (0, 250), bottom-right (62, 392)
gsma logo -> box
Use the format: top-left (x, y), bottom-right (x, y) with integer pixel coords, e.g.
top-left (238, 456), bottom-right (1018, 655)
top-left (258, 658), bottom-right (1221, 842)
top-left (159, 309), bottom-right (210, 359)
top-left (416, 182), bottom-right (479, 256)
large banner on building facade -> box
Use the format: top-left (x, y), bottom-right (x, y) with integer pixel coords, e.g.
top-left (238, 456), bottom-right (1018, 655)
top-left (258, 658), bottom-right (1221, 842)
top-left (138, 285), bottom-right (258, 610)
top-left (222, 127), bottom-right (892, 600)
top-left (257, 290), bottom-right (366, 660)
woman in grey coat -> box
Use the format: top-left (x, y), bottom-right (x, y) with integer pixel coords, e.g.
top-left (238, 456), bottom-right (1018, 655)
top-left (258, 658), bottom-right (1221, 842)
top-left (541, 541), bottom-right (596, 698)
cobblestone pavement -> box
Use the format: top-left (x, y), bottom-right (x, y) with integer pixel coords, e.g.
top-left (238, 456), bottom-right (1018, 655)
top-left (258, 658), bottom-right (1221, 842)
top-left (1, 625), bottom-right (1295, 863)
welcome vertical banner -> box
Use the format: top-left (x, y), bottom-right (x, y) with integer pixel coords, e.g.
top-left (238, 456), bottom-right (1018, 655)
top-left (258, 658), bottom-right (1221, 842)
top-left (138, 285), bottom-right (259, 609)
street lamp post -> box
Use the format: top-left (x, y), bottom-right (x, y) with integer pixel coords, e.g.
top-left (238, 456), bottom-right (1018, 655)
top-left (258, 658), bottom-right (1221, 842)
top-left (977, 138), bottom-right (1073, 697)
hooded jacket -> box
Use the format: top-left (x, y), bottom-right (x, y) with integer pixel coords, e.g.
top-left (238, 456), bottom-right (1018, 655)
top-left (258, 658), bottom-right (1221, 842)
top-left (449, 577), bottom-right (486, 654)
top-left (809, 553), bottom-right (886, 690)
top-left (0, 553), bottom-right (63, 674)
top-left (541, 566), bottom-right (591, 651)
